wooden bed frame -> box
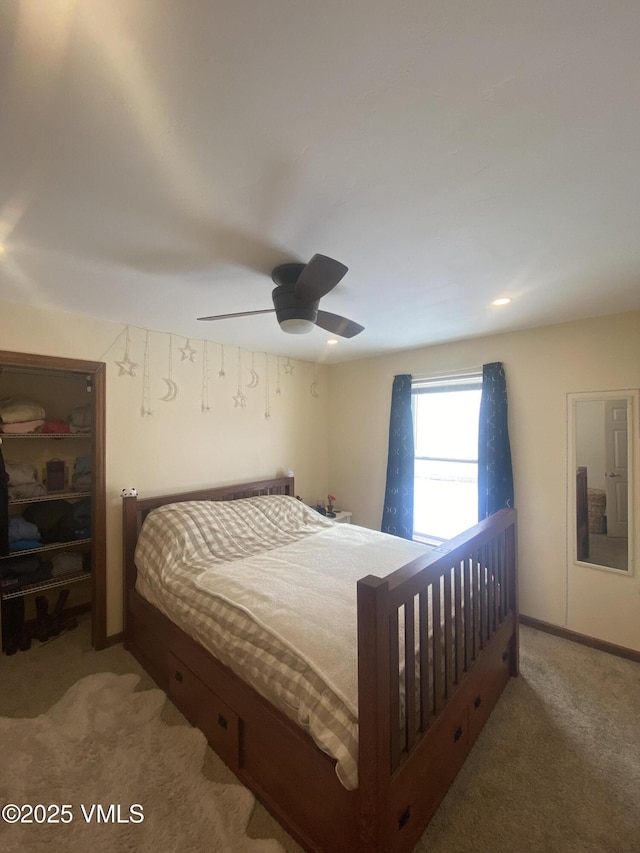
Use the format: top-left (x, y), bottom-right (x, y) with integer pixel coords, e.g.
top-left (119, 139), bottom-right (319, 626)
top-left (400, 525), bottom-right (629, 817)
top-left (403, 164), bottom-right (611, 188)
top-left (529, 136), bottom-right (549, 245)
top-left (122, 476), bottom-right (518, 853)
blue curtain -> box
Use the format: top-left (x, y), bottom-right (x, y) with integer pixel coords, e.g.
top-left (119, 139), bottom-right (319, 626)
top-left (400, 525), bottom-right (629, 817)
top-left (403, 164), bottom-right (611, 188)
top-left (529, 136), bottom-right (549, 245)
top-left (381, 374), bottom-right (414, 539)
top-left (478, 362), bottom-right (514, 519)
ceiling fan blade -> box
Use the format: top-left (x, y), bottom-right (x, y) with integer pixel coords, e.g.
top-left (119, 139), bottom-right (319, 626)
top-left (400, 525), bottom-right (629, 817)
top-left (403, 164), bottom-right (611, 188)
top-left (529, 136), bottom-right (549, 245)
top-left (197, 309), bottom-right (275, 321)
top-left (295, 254), bottom-right (348, 302)
top-left (315, 310), bottom-right (364, 338)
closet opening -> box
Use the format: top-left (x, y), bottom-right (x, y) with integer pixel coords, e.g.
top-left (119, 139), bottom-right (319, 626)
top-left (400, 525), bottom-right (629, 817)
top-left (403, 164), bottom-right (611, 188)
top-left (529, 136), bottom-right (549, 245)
top-left (0, 350), bottom-right (106, 652)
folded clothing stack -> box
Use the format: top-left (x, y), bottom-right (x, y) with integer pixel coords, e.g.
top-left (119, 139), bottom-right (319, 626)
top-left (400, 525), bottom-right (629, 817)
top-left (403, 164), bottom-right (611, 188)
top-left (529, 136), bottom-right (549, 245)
top-left (0, 549), bottom-right (88, 591)
top-left (5, 460), bottom-right (47, 501)
top-left (51, 551), bottom-right (84, 577)
top-left (8, 515), bottom-right (42, 551)
top-left (22, 498), bottom-right (92, 544)
top-left (72, 455), bottom-right (92, 491)
top-left (69, 404), bottom-right (92, 433)
top-left (0, 396), bottom-right (46, 434)
top-left (0, 554), bottom-right (52, 588)
top-left (0, 397), bottom-right (88, 435)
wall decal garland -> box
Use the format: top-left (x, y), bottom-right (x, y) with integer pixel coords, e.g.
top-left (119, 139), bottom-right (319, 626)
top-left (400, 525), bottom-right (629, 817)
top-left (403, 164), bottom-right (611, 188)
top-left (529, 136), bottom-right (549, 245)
top-left (233, 349), bottom-right (247, 408)
top-left (264, 353), bottom-right (272, 420)
top-left (159, 334), bottom-right (179, 402)
top-left (275, 356), bottom-right (282, 396)
top-left (310, 363), bottom-right (320, 398)
top-left (201, 341), bottom-right (212, 413)
top-left (179, 338), bottom-right (197, 362)
top-left (141, 330), bottom-right (153, 417)
top-left (104, 323), bottom-right (323, 418)
top-left (246, 351), bottom-right (259, 389)
top-left (116, 326), bottom-right (139, 376)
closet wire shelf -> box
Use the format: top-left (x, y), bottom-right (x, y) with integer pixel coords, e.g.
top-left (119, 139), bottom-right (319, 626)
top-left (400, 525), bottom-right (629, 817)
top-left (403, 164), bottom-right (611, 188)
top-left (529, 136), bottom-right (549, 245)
top-left (8, 490), bottom-right (92, 507)
top-left (0, 433), bottom-right (91, 439)
top-left (1, 570), bottom-right (91, 601)
top-left (1, 538), bottom-right (91, 560)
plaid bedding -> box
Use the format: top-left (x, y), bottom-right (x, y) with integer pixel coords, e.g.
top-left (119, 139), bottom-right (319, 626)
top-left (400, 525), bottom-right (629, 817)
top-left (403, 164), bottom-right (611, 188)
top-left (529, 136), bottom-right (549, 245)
top-left (134, 494), bottom-right (429, 789)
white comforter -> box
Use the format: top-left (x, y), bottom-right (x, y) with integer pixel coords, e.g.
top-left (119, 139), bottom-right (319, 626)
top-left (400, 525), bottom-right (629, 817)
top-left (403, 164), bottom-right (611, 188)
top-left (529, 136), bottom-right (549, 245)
top-left (135, 494), bottom-right (429, 788)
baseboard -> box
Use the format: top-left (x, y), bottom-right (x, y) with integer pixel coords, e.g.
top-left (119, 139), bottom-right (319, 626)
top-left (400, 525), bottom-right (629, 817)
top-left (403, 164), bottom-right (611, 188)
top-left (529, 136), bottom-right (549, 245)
top-left (519, 614), bottom-right (640, 663)
top-left (105, 631), bottom-right (124, 647)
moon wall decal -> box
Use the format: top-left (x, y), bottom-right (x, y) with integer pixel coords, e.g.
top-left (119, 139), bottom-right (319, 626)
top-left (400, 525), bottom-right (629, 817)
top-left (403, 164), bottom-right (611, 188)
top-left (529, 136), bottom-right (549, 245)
top-left (159, 377), bottom-right (179, 402)
top-left (246, 369), bottom-right (260, 389)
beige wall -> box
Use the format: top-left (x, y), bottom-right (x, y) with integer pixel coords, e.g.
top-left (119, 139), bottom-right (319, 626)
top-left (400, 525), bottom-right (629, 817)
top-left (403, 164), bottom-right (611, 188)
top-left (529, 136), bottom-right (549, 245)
top-left (0, 299), bottom-right (329, 636)
top-left (4, 296), bottom-right (639, 651)
top-left (327, 310), bottom-right (640, 653)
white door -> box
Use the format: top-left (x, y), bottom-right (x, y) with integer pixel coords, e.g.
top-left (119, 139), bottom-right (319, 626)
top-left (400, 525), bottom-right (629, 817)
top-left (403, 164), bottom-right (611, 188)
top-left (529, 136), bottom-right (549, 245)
top-left (604, 399), bottom-right (628, 537)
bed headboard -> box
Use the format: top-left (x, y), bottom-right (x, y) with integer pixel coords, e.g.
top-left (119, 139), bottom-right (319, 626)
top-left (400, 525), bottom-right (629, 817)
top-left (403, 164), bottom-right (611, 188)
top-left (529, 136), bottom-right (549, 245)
top-left (121, 476), bottom-right (294, 638)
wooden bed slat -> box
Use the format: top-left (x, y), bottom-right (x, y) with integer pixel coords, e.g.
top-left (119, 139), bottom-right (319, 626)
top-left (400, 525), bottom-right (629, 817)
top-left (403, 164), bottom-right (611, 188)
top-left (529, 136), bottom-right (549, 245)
top-left (389, 608), bottom-right (401, 772)
top-left (418, 588), bottom-right (430, 731)
top-left (432, 579), bottom-right (443, 716)
top-left (463, 555), bottom-right (473, 672)
top-left (404, 599), bottom-right (417, 755)
top-left (473, 552), bottom-right (481, 660)
top-left (454, 561), bottom-right (463, 684)
top-left (443, 570), bottom-right (453, 699)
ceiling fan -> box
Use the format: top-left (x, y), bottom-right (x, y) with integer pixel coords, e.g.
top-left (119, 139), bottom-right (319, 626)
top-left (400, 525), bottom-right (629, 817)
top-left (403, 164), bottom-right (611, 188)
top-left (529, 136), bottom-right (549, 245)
top-left (197, 254), bottom-right (364, 337)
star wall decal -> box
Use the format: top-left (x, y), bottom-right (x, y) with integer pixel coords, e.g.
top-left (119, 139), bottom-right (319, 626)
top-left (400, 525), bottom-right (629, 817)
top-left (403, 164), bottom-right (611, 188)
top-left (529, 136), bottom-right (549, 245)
top-left (179, 339), bottom-right (197, 362)
top-left (116, 353), bottom-right (139, 376)
top-left (116, 325), bottom-right (138, 376)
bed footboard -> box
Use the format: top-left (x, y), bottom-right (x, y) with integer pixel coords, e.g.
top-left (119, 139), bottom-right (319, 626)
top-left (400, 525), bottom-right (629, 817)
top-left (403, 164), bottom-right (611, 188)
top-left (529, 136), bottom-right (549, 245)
top-left (357, 508), bottom-right (518, 852)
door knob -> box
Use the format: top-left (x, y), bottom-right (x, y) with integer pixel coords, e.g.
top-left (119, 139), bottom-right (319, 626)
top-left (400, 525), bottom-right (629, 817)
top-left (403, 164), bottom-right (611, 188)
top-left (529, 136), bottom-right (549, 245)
top-left (607, 473), bottom-right (622, 477)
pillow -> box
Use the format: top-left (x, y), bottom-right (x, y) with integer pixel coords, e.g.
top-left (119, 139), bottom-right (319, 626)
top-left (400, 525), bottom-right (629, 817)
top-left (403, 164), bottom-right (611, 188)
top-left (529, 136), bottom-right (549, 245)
top-left (136, 494), bottom-right (332, 579)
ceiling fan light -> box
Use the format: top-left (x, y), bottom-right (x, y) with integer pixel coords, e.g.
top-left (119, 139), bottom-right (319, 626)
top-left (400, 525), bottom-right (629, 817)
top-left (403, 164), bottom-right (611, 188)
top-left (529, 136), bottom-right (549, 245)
top-left (279, 317), bottom-right (315, 334)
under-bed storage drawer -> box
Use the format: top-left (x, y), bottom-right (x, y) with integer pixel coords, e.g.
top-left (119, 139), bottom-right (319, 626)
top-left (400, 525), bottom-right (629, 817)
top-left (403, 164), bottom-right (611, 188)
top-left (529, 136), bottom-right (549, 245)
top-left (467, 634), bottom-right (512, 745)
top-left (388, 687), bottom-right (469, 842)
top-left (168, 652), bottom-right (240, 771)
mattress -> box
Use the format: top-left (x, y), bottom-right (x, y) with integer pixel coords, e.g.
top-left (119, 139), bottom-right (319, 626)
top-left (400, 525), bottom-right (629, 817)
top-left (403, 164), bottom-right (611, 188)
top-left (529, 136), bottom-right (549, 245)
top-left (134, 494), bottom-right (429, 789)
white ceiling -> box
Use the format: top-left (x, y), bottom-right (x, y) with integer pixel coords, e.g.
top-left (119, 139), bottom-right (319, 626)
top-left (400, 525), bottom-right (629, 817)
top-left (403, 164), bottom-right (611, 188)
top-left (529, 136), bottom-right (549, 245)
top-left (2, 1), bottom-right (640, 363)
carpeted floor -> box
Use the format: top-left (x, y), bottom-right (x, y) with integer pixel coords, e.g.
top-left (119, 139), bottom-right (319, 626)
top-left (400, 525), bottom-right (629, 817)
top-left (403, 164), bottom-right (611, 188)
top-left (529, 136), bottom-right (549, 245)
top-left (0, 617), bottom-right (300, 852)
top-left (0, 671), bottom-right (284, 852)
top-left (2, 618), bottom-right (639, 852)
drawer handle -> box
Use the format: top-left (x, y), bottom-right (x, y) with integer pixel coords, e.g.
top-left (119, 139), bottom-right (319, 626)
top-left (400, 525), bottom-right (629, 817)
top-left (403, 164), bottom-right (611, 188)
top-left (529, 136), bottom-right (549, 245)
top-left (474, 695), bottom-right (482, 709)
top-left (454, 725), bottom-right (463, 742)
top-left (174, 670), bottom-right (183, 683)
top-left (217, 713), bottom-right (228, 730)
top-left (398, 807), bottom-right (411, 830)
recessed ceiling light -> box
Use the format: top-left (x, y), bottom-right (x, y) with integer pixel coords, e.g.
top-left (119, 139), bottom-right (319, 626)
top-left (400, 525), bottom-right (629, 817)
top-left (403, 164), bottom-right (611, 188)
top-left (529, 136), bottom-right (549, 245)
top-left (492, 297), bottom-right (511, 306)
top-left (0, 245), bottom-right (6, 255)
top-left (326, 338), bottom-right (338, 345)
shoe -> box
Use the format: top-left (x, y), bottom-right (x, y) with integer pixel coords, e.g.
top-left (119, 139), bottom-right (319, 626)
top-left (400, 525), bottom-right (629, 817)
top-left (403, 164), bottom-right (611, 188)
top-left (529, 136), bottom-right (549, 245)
top-left (2, 597), bottom-right (25, 654)
top-left (18, 625), bottom-right (32, 652)
top-left (34, 595), bottom-right (50, 642)
top-left (49, 589), bottom-right (70, 636)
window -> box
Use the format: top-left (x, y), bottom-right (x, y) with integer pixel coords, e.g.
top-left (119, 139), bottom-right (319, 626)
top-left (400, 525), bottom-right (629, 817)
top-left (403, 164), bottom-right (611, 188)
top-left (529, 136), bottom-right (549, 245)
top-left (412, 373), bottom-right (482, 543)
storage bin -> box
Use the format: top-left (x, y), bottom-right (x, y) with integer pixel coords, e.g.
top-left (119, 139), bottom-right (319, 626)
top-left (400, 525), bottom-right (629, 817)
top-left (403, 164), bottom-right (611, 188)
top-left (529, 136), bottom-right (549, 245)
top-left (587, 488), bottom-right (606, 534)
